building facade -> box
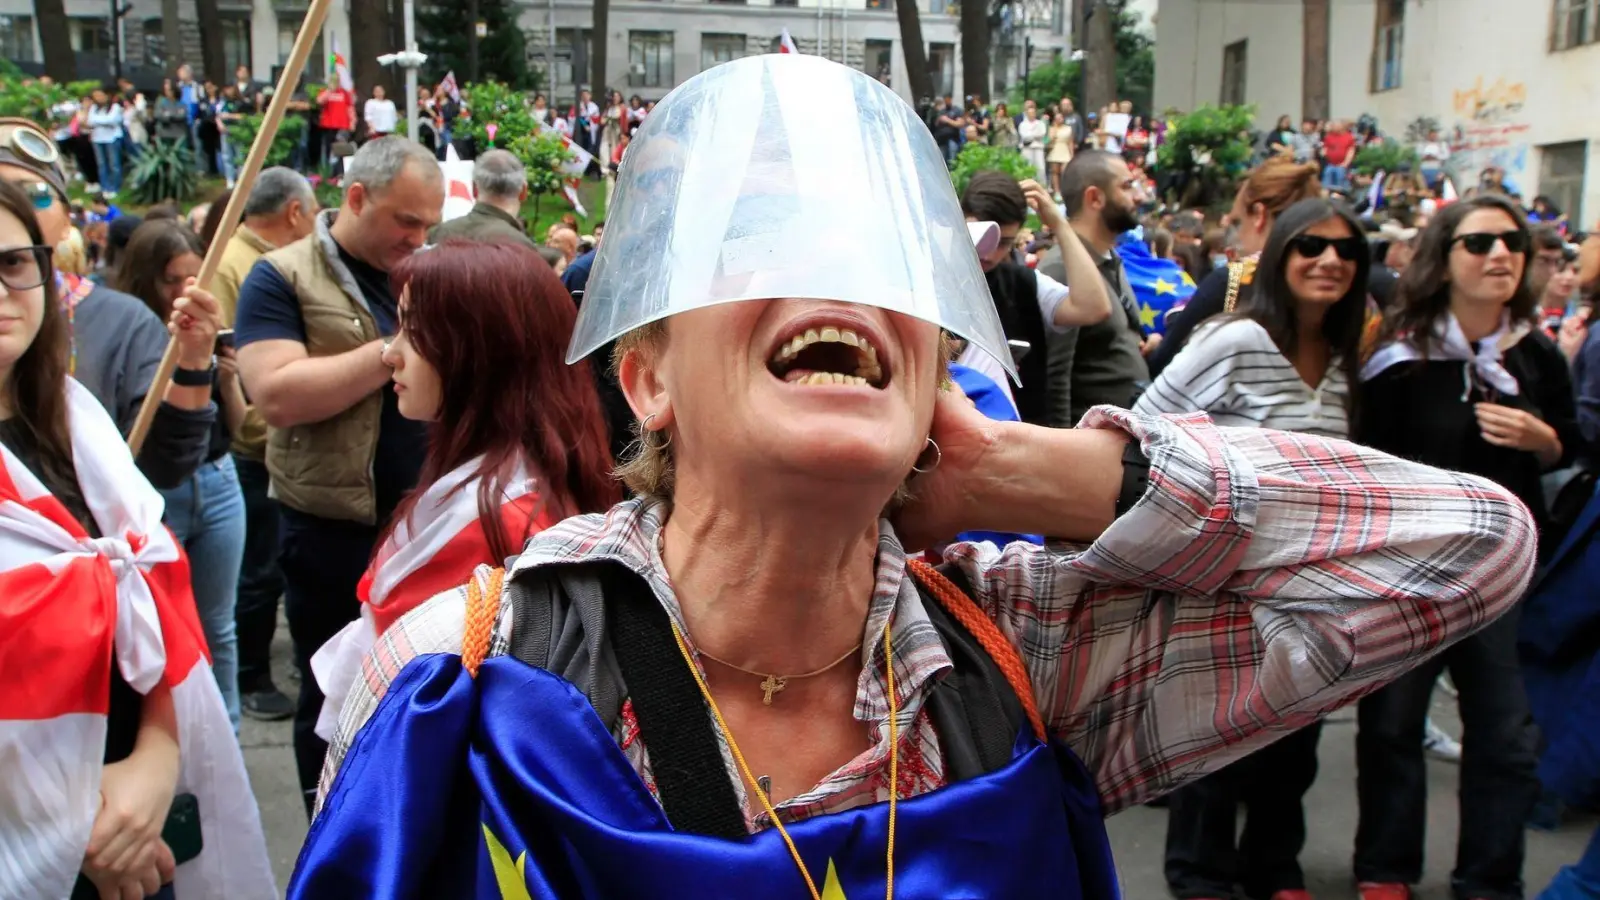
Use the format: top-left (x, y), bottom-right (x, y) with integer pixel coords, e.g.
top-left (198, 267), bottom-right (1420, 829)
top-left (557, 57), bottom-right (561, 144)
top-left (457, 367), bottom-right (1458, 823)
top-left (1152, 0), bottom-right (1600, 224)
top-left (0, 0), bottom-right (1071, 106)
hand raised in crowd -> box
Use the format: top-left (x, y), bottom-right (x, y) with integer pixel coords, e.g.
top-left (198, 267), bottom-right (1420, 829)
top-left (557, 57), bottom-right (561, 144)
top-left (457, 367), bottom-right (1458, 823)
top-left (170, 278), bottom-right (223, 369)
top-left (217, 343), bottom-right (239, 384)
top-left (1557, 315), bottom-right (1587, 362)
top-left (1475, 402), bottom-right (1561, 459)
top-left (1018, 178), bottom-right (1067, 234)
top-left (81, 747), bottom-right (180, 900)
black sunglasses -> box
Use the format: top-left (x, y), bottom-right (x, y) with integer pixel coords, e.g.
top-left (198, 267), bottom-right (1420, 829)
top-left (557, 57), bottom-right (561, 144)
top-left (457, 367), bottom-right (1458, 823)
top-left (1450, 230), bottom-right (1528, 255)
top-left (1287, 234), bottom-right (1364, 262)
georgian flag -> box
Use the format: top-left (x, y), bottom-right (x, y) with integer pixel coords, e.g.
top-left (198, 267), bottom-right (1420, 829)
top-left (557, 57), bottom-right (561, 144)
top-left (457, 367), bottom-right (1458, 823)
top-left (438, 70), bottom-right (461, 103)
top-left (0, 380), bottom-right (275, 900)
top-left (312, 459), bottom-right (551, 740)
top-left (779, 27), bottom-right (798, 54)
top-left (328, 33), bottom-right (354, 92)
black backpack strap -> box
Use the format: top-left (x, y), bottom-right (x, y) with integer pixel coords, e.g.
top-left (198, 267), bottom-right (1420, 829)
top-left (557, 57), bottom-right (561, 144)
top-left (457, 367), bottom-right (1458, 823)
top-left (911, 564), bottom-right (1031, 782)
top-left (598, 564), bottom-right (749, 840)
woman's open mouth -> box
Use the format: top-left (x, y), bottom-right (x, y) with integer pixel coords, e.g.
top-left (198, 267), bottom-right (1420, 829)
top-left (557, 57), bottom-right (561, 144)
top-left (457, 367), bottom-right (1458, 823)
top-left (767, 325), bottom-right (887, 388)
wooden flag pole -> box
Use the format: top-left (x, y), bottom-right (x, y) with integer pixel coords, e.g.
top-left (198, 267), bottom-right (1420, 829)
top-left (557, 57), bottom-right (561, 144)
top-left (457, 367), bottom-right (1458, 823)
top-left (125, 0), bottom-right (336, 455)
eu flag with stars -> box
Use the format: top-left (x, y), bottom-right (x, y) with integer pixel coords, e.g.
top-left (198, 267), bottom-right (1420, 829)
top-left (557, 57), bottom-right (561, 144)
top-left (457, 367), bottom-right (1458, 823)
top-left (289, 652), bottom-right (1121, 899)
top-left (1117, 231), bottom-right (1195, 338)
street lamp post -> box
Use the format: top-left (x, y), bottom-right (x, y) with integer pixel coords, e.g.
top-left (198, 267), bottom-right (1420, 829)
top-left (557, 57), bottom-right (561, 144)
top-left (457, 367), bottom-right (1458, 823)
top-left (378, 15), bottom-right (427, 144)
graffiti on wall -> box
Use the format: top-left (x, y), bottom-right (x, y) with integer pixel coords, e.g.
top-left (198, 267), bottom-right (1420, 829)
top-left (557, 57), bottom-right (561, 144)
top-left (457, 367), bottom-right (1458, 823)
top-left (1447, 76), bottom-right (1532, 196)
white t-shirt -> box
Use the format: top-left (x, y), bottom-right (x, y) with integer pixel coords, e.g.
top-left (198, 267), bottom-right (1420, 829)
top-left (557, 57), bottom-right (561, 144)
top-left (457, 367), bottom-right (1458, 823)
top-left (364, 99), bottom-right (398, 134)
top-left (1133, 318), bottom-right (1349, 439)
top-left (1418, 141), bottom-right (1450, 165)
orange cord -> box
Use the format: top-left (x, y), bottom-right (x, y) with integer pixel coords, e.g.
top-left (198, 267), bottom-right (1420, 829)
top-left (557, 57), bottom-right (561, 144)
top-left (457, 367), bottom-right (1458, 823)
top-left (906, 558), bottom-right (1047, 741)
top-left (462, 566), bottom-right (506, 678)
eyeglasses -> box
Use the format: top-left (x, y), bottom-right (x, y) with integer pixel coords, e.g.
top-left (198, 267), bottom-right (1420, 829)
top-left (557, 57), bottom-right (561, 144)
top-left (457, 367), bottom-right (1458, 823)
top-left (1451, 230), bottom-right (1528, 255)
top-left (0, 245), bottom-right (53, 292)
top-left (1287, 234), bottom-right (1364, 261)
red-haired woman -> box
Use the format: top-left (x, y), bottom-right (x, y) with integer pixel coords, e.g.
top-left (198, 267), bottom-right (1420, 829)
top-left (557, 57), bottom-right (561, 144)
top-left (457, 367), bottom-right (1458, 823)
top-left (312, 239), bottom-right (618, 739)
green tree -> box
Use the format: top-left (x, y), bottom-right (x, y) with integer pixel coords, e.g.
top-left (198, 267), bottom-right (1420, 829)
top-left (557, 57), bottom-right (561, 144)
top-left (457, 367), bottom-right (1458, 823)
top-left (0, 62), bottom-right (101, 126)
top-left (418, 0), bottom-right (540, 91)
top-left (1353, 139), bottom-right (1419, 176)
top-left (507, 129), bottom-right (575, 223)
top-left (1009, 58), bottom-right (1080, 108)
top-left (950, 141), bottom-right (1037, 196)
top-left (227, 114), bottom-right (308, 167)
top-left (1156, 103), bottom-right (1256, 209)
top-left (1008, 3), bottom-right (1150, 114)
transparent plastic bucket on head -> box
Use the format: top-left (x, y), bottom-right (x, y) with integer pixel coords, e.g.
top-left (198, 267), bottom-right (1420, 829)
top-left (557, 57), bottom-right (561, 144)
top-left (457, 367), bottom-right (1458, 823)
top-left (567, 53), bottom-right (1015, 382)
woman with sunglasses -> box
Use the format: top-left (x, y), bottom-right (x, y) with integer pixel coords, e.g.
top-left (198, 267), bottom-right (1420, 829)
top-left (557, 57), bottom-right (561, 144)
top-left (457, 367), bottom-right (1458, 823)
top-left (1353, 194), bottom-right (1581, 900)
top-left (117, 220), bottom-right (251, 729)
top-left (0, 118), bottom-right (220, 494)
top-left (1136, 198), bottom-right (1369, 900)
top-left (0, 179), bottom-right (275, 900)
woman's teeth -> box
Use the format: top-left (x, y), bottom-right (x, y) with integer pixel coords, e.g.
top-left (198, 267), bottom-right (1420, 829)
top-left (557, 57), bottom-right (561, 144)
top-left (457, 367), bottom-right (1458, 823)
top-left (772, 326), bottom-right (884, 384)
top-left (783, 371), bottom-right (874, 386)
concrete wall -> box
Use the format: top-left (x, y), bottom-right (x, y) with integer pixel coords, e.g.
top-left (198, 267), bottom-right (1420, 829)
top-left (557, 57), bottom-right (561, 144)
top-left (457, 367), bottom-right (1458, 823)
top-left (1153, 0), bottom-right (1600, 224)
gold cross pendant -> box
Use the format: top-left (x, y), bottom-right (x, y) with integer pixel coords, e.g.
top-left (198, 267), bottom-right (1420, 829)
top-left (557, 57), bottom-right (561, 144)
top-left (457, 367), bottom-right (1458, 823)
top-left (759, 674), bottom-right (787, 705)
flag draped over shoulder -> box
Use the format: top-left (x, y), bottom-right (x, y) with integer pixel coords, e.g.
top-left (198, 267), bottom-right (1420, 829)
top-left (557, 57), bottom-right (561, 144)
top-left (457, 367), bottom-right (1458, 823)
top-left (0, 380), bottom-right (275, 900)
top-left (1117, 231), bottom-right (1195, 338)
top-left (312, 459), bottom-right (549, 740)
top-left (293, 651), bottom-right (1118, 899)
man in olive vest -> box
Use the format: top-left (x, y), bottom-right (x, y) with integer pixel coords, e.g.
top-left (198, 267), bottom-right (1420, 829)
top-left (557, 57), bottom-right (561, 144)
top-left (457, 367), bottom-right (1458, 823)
top-left (234, 137), bottom-right (443, 818)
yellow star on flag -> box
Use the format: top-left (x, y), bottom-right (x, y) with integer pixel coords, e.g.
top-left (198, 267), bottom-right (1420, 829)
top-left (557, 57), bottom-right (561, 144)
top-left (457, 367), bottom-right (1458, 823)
top-left (1154, 278), bottom-right (1178, 296)
top-left (1138, 302), bottom-right (1158, 330)
top-left (483, 824), bottom-right (534, 900)
top-left (1180, 270), bottom-right (1196, 287)
top-left (821, 860), bottom-right (850, 900)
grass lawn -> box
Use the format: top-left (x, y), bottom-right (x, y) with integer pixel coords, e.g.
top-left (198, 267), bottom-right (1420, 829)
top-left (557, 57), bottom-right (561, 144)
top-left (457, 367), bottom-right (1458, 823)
top-left (522, 177), bottom-right (608, 238)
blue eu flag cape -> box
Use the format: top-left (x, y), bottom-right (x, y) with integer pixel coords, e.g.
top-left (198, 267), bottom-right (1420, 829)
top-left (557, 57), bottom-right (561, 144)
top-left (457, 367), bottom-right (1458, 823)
top-left (291, 652), bottom-right (1120, 899)
top-left (1116, 232), bottom-right (1195, 338)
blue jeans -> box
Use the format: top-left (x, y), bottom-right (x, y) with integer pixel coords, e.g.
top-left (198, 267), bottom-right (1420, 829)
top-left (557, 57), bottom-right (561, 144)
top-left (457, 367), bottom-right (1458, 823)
top-left (92, 141), bottom-right (121, 193)
top-left (160, 455), bottom-right (246, 729)
top-left (1321, 164), bottom-right (1349, 192)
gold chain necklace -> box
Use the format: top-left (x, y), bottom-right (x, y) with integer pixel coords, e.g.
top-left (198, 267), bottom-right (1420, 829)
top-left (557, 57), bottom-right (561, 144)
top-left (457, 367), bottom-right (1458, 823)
top-left (696, 642), bottom-right (864, 706)
top-left (669, 617), bottom-right (898, 900)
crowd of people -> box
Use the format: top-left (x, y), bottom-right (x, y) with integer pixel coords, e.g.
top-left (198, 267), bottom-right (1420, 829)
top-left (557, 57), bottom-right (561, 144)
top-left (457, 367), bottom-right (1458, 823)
top-left (0, 48), bottom-right (1597, 900)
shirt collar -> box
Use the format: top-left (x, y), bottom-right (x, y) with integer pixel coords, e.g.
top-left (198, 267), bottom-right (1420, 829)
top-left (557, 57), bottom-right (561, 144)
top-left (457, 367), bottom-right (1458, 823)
top-left (512, 498), bottom-right (954, 721)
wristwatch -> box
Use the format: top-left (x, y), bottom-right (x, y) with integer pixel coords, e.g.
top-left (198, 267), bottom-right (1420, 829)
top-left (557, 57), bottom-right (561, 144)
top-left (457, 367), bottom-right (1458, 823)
top-left (1114, 439), bottom-right (1151, 519)
top-left (172, 357), bottom-right (217, 387)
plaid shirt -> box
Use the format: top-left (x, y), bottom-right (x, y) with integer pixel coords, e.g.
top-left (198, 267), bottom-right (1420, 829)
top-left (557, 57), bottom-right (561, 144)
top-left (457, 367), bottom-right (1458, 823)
top-left (320, 406), bottom-right (1535, 823)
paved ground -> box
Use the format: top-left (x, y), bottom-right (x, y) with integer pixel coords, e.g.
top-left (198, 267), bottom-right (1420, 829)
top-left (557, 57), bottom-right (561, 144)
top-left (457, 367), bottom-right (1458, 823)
top-left (245, 612), bottom-right (1593, 898)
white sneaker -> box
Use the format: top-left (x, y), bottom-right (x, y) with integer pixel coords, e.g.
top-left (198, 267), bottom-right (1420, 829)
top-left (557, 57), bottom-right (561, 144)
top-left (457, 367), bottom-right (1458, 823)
top-left (1424, 719), bottom-right (1462, 762)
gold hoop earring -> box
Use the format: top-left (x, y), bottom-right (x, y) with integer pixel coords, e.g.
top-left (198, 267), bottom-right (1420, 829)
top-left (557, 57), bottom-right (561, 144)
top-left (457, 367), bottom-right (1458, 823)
top-left (910, 437), bottom-right (941, 474)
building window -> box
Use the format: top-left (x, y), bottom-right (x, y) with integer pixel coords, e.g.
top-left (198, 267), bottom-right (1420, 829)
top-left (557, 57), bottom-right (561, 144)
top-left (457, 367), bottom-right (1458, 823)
top-left (701, 33), bottom-right (745, 71)
top-left (69, 17), bottom-right (112, 53)
top-left (1369, 0), bottom-right (1404, 91)
top-left (543, 28), bottom-right (593, 90)
top-left (1220, 39), bottom-right (1247, 105)
top-left (865, 0), bottom-right (893, 9)
top-left (0, 15), bottom-right (36, 62)
top-left (222, 17), bottom-right (252, 78)
top-left (928, 42), bottom-right (954, 97)
top-left (1540, 141), bottom-right (1589, 224)
top-left (773, 0), bottom-right (798, 6)
top-left (629, 30), bottom-right (673, 88)
top-left (863, 38), bottom-right (892, 84)
top-left (1553, 0), bottom-right (1599, 49)
top-left (278, 19), bottom-right (325, 82)
top-left (139, 18), bottom-right (166, 70)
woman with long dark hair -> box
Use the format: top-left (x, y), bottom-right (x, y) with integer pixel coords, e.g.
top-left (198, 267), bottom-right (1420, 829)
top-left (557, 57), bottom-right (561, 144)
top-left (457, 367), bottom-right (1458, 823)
top-left (312, 238), bottom-right (618, 741)
top-left (1354, 194), bottom-right (1581, 900)
top-left (0, 180), bottom-right (274, 900)
top-left (1138, 198), bottom-right (1369, 900)
top-left (117, 220), bottom-right (250, 728)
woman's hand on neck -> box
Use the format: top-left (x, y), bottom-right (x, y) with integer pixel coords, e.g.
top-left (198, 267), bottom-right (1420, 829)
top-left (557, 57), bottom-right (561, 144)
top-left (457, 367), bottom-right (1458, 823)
top-left (660, 468), bottom-right (885, 677)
